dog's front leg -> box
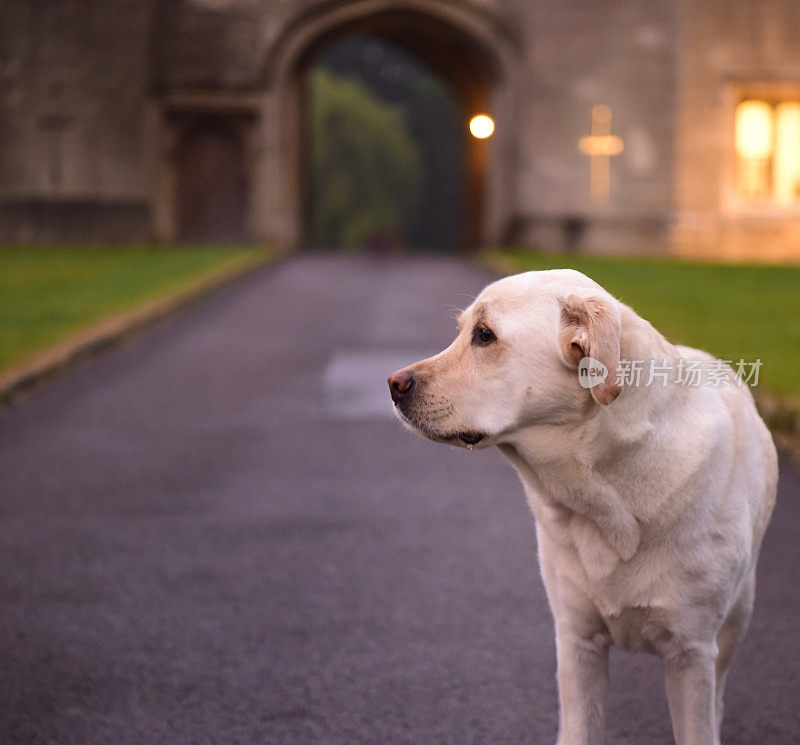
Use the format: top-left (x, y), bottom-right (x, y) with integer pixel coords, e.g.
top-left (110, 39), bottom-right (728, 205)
top-left (554, 628), bottom-right (610, 745)
top-left (663, 643), bottom-right (719, 745)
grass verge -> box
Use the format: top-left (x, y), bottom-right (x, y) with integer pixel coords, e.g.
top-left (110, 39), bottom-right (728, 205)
top-left (0, 245), bottom-right (276, 401)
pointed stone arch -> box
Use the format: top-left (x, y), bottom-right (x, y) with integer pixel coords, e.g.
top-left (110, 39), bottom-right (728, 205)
top-left (258, 0), bottom-right (523, 249)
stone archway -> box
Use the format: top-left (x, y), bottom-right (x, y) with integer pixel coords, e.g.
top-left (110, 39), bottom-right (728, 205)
top-left (263, 0), bottom-right (522, 249)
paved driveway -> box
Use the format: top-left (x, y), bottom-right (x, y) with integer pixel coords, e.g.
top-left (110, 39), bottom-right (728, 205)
top-left (0, 255), bottom-right (797, 744)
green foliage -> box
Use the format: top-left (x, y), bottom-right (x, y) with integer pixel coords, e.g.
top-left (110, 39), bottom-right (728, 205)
top-left (308, 69), bottom-right (422, 250)
top-left (0, 245), bottom-right (263, 372)
top-left (486, 249), bottom-right (800, 397)
top-left (314, 35), bottom-right (464, 249)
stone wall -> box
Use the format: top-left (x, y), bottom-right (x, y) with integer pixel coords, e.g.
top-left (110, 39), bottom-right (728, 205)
top-left (514, 0), bottom-right (678, 253)
top-left (674, 0), bottom-right (800, 261)
top-left (11, 0), bottom-right (796, 258)
top-left (0, 0), bottom-right (154, 241)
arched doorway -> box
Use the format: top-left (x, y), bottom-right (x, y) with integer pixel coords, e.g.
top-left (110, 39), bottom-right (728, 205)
top-left (267, 3), bottom-right (517, 250)
top-left (177, 123), bottom-right (247, 244)
top-left (305, 34), bottom-right (464, 250)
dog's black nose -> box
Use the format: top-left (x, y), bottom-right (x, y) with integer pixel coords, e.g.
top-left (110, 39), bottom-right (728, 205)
top-left (388, 370), bottom-right (415, 403)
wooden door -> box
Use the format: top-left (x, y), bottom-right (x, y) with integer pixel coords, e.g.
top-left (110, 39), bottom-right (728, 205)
top-left (177, 125), bottom-right (246, 243)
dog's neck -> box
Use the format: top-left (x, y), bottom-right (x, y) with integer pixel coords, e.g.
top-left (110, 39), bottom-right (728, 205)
top-left (498, 305), bottom-right (689, 572)
top-left (593, 303), bottom-right (684, 452)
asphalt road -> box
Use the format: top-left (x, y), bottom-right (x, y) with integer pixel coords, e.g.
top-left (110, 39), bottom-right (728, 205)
top-left (1, 255), bottom-right (798, 745)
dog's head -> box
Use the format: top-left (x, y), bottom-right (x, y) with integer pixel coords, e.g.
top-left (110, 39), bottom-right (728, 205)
top-left (387, 270), bottom-right (623, 448)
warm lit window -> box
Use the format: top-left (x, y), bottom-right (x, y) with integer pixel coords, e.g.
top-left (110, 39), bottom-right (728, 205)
top-left (736, 99), bottom-right (800, 203)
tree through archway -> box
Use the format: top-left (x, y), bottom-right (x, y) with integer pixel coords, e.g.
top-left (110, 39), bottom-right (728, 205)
top-left (305, 34), bottom-right (464, 251)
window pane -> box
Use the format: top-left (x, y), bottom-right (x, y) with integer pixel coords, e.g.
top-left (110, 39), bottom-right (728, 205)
top-left (773, 102), bottom-right (800, 204)
top-left (735, 100), bottom-right (773, 198)
top-left (735, 100), bottom-right (774, 159)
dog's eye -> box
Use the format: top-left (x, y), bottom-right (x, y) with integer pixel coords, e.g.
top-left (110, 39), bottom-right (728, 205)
top-left (473, 326), bottom-right (496, 346)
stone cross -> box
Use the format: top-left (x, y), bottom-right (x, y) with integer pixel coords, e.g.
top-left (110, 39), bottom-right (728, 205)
top-left (579, 104), bottom-right (624, 203)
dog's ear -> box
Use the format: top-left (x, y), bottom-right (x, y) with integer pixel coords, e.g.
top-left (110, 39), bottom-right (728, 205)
top-left (558, 294), bottom-right (622, 405)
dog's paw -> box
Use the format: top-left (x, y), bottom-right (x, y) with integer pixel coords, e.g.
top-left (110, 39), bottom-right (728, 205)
top-left (611, 513), bottom-right (641, 562)
top-left (569, 515), bottom-right (621, 579)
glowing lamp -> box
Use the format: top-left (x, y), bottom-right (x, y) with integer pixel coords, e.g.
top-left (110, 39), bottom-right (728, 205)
top-left (469, 114), bottom-right (494, 139)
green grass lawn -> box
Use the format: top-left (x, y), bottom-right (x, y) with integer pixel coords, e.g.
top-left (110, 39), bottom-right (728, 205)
top-left (0, 245), bottom-right (268, 373)
top-left (484, 249), bottom-right (800, 401)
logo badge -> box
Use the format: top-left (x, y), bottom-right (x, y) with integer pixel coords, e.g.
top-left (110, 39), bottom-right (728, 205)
top-left (577, 356), bottom-right (608, 388)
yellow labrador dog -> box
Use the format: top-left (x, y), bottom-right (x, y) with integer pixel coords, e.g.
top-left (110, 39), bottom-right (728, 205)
top-left (388, 269), bottom-right (777, 745)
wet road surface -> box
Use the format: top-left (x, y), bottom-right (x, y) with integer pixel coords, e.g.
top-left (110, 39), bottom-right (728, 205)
top-left (1, 255), bottom-right (798, 744)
